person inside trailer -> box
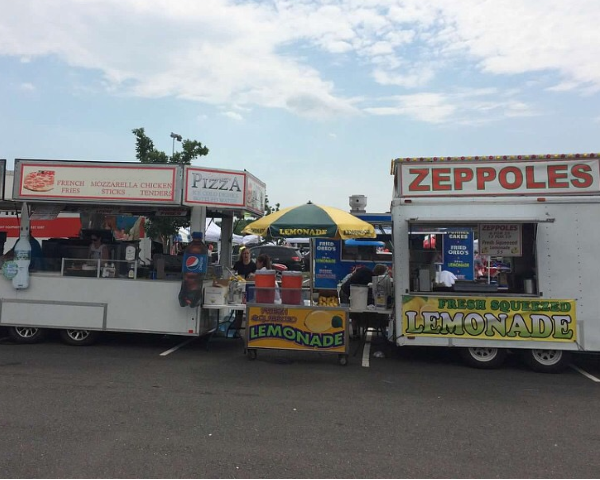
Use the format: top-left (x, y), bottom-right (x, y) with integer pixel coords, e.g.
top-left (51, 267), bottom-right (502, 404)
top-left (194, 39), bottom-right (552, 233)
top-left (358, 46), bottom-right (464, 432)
top-left (89, 234), bottom-right (109, 262)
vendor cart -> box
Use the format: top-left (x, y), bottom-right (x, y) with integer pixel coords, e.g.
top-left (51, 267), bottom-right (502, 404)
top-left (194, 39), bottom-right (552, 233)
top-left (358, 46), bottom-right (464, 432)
top-left (242, 201), bottom-right (376, 364)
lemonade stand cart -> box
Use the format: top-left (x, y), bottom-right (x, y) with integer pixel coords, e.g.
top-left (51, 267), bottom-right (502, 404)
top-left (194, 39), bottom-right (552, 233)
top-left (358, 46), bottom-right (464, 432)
top-left (242, 201), bottom-right (376, 365)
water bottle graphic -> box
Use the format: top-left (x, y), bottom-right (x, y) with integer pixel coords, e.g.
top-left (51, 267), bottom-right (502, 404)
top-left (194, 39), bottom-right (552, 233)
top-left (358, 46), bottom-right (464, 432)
top-left (13, 235), bottom-right (31, 290)
top-left (178, 231), bottom-right (208, 308)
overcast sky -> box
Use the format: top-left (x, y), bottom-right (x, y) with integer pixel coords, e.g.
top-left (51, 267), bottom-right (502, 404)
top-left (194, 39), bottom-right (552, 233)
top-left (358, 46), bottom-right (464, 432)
top-left (1, 0), bottom-right (599, 212)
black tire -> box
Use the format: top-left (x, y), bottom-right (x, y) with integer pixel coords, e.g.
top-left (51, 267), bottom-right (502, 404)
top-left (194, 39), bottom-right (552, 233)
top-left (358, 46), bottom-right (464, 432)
top-left (8, 326), bottom-right (47, 344)
top-left (460, 346), bottom-right (507, 369)
top-left (522, 349), bottom-right (570, 373)
top-left (247, 349), bottom-right (257, 360)
top-left (59, 329), bottom-right (100, 346)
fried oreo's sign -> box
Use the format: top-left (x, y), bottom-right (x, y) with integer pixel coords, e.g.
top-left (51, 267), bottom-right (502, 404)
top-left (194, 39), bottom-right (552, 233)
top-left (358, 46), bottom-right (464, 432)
top-left (400, 159), bottom-right (600, 197)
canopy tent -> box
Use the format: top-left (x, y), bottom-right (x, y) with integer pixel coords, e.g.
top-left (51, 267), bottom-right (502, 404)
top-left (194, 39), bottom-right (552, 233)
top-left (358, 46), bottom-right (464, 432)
top-left (178, 220), bottom-right (245, 244)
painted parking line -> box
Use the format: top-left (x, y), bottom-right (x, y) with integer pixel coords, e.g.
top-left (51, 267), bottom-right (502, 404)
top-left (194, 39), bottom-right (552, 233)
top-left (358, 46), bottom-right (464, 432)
top-left (160, 337), bottom-right (197, 357)
top-left (570, 364), bottom-right (600, 383)
top-left (361, 330), bottom-right (373, 368)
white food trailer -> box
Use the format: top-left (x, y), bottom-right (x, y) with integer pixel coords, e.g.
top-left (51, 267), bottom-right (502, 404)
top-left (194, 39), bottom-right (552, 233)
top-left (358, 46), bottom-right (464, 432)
top-left (0, 159), bottom-right (265, 345)
top-left (390, 153), bottom-right (599, 372)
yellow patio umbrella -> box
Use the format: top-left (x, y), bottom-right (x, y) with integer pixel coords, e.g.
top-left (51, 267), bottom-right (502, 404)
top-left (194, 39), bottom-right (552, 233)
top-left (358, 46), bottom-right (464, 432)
top-left (242, 201), bottom-right (376, 239)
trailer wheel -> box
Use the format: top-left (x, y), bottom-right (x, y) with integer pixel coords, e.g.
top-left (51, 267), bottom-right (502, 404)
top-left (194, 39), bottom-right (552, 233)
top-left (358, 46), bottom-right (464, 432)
top-left (523, 349), bottom-right (570, 373)
top-left (59, 329), bottom-right (100, 346)
top-left (247, 349), bottom-right (257, 360)
top-left (8, 326), bottom-right (46, 344)
top-left (338, 354), bottom-right (348, 366)
top-left (460, 347), bottom-right (507, 369)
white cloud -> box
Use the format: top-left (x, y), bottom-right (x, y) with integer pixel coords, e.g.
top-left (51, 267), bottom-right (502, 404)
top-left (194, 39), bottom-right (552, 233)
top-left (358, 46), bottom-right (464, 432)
top-left (364, 89), bottom-right (539, 124)
top-left (365, 93), bottom-right (456, 123)
top-left (19, 82), bottom-right (35, 91)
top-left (0, 0), bottom-right (597, 123)
top-left (221, 111), bottom-right (243, 121)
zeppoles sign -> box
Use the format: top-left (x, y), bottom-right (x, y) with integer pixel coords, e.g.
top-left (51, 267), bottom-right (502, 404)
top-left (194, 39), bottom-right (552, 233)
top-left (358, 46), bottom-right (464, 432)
top-left (400, 159), bottom-right (600, 197)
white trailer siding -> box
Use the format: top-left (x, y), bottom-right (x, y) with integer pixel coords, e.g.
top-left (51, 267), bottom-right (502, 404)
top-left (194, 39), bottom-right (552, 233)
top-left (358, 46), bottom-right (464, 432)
top-left (0, 273), bottom-right (212, 336)
top-left (392, 196), bottom-right (599, 352)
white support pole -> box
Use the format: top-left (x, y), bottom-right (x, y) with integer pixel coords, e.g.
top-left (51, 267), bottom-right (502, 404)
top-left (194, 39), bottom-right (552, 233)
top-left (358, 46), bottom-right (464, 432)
top-left (190, 206), bottom-right (206, 237)
top-left (220, 214), bottom-right (234, 271)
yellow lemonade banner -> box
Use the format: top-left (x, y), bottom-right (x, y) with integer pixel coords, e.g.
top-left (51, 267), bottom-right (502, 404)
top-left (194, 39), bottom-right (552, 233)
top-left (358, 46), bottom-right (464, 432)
top-left (401, 295), bottom-right (577, 342)
top-left (247, 306), bottom-right (347, 353)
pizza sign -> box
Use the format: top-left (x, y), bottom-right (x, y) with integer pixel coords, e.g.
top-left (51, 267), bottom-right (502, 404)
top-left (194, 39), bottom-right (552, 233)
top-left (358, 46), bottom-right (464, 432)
top-left (24, 170), bottom-right (56, 192)
top-left (14, 160), bottom-right (181, 205)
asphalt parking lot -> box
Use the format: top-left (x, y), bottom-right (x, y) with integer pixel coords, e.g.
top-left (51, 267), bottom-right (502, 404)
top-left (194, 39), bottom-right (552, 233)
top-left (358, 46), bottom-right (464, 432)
top-left (1, 328), bottom-right (600, 479)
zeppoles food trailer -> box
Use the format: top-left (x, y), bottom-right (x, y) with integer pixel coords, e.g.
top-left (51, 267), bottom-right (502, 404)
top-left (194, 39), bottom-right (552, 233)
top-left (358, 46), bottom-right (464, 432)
top-left (0, 159), bottom-right (265, 345)
top-left (390, 153), bottom-right (600, 372)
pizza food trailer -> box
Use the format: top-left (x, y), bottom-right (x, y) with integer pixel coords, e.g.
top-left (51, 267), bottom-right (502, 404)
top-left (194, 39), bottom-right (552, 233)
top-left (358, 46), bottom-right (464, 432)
top-left (390, 153), bottom-right (599, 373)
top-left (0, 158), bottom-right (265, 345)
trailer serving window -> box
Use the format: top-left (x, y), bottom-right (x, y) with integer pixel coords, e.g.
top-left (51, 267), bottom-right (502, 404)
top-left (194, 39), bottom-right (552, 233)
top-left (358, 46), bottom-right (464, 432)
top-left (408, 222), bottom-right (538, 295)
top-left (341, 239), bottom-right (392, 263)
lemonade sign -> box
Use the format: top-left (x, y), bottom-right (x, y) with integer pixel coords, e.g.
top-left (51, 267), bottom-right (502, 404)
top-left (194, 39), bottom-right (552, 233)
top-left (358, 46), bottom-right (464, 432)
top-left (402, 295), bottom-right (577, 342)
top-left (247, 306), bottom-right (348, 353)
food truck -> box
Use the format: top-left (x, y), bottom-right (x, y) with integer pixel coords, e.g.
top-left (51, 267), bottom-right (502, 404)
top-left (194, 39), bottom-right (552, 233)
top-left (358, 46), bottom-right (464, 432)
top-left (390, 153), bottom-right (599, 372)
top-left (0, 158), bottom-right (265, 346)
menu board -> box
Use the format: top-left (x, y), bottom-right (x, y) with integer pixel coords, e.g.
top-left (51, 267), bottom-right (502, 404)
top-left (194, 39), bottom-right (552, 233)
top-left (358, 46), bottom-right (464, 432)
top-left (13, 159), bottom-right (181, 205)
top-left (442, 228), bottom-right (475, 280)
top-left (479, 224), bottom-right (522, 256)
top-left (183, 166), bottom-right (266, 215)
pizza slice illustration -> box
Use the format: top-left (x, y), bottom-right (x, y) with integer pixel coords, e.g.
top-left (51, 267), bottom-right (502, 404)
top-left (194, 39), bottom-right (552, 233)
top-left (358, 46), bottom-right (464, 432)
top-left (23, 170), bottom-right (56, 192)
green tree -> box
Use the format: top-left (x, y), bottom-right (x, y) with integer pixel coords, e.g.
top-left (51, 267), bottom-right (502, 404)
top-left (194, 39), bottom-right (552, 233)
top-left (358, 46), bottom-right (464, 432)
top-left (132, 128), bottom-right (209, 246)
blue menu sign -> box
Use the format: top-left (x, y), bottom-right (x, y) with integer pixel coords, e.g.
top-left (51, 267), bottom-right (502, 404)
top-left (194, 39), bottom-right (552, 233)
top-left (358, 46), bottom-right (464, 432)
top-left (314, 239), bottom-right (340, 289)
top-left (442, 228), bottom-right (474, 280)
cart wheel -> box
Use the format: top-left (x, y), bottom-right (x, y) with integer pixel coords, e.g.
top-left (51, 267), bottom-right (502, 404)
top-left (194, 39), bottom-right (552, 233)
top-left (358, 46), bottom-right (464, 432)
top-left (338, 354), bottom-right (348, 366)
top-left (248, 349), bottom-right (257, 360)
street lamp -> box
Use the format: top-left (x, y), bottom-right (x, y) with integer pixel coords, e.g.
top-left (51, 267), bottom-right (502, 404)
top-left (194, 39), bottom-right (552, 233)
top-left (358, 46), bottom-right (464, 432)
top-left (170, 132), bottom-right (182, 157)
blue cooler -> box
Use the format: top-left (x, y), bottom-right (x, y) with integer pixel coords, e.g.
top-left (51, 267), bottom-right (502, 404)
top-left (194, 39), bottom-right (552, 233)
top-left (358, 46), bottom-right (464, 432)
top-left (245, 282), bottom-right (256, 304)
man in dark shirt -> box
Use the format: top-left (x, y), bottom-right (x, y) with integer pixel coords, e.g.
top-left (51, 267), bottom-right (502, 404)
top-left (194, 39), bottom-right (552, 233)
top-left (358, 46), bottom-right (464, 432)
top-left (340, 264), bottom-right (388, 338)
top-left (340, 264), bottom-right (388, 302)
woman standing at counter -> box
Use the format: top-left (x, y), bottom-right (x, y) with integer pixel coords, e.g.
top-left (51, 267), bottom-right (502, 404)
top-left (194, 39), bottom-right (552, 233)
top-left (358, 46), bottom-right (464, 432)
top-left (233, 247), bottom-right (256, 279)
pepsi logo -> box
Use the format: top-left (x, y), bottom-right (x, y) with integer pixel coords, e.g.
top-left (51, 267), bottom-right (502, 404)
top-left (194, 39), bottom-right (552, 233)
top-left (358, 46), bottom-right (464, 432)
top-left (186, 256), bottom-right (199, 269)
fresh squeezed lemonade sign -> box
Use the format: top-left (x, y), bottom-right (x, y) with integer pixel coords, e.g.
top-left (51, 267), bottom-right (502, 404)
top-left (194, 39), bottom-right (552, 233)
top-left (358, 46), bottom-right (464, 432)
top-left (247, 306), bottom-right (347, 352)
top-left (402, 296), bottom-right (577, 342)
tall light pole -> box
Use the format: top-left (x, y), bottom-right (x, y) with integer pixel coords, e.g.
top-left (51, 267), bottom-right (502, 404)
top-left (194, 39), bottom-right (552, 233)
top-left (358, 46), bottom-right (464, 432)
top-left (170, 132), bottom-right (182, 158)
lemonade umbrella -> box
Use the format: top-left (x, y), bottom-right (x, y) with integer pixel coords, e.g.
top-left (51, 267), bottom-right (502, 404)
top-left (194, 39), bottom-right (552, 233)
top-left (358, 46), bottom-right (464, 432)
top-left (242, 201), bottom-right (376, 240)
